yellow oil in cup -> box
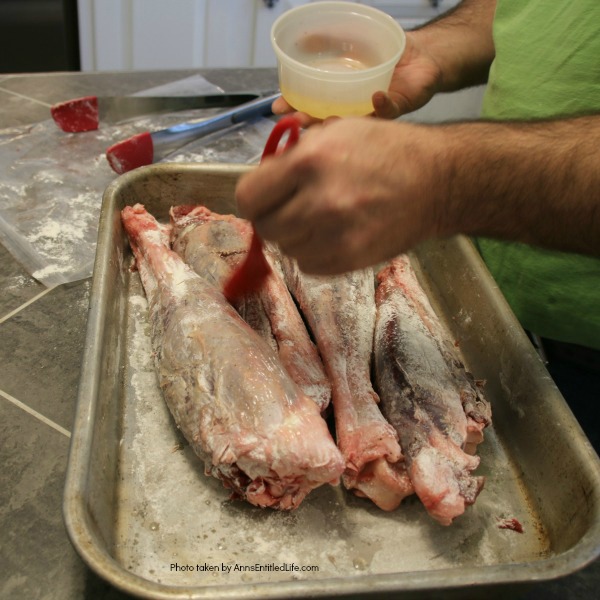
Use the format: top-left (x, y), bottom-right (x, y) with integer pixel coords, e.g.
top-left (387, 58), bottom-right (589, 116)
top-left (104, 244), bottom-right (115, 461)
top-left (271, 2), bottom-right (406, 119)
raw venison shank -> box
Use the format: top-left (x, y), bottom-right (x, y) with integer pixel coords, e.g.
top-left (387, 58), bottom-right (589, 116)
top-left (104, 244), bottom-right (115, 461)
top-left (121, 204), bottom-right (344, 510)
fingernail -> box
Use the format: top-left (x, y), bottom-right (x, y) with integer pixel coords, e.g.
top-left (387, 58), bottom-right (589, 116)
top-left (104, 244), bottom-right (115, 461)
top-left (372, 93), bottom-right (385, 108)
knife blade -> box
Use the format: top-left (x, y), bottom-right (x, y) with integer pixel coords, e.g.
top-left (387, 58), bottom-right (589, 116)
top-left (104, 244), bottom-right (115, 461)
top-left (50, 93), bottom-right (265, 132)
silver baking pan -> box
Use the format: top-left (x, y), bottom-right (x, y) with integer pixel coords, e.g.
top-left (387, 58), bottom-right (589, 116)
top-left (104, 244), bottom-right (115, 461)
top-left (64, 163), bottom-right (600, 599)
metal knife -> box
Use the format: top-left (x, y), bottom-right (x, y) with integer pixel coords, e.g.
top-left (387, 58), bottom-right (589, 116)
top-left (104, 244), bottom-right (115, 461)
top-left (51, 92), bottom-right (267, 132)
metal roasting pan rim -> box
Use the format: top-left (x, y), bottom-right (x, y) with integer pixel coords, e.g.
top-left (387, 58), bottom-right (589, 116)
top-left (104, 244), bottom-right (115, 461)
top-left (64, 163), bottom-right (600, 599)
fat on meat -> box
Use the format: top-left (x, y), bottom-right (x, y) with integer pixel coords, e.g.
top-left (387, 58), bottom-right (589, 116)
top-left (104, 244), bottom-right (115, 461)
top-left (281, 258), bottom-right (414, 510)
top-left (170, 205), bottom-right (331, 411)
top-left (121, 204), bottom-right (344, 510)
top-left (374, 255), bottom-right (492, 525)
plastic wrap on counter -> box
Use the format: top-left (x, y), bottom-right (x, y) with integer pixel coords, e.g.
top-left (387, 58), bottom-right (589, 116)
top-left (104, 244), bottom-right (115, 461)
top-left (0, 76), bottom-right (276, 288)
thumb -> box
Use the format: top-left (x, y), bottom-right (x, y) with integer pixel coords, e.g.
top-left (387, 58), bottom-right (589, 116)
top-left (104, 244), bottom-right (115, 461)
top-left (372, 91), bottom-right (410, 120)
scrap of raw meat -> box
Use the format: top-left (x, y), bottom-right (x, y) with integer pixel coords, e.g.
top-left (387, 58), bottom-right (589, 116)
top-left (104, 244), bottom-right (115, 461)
top-left (374, 255), bottom-right (491, 525)
top-left (121, 204), bottom-right (344, 510)
top-left (281, 258), bottom-right (414, 510)
top-left (170, 205), bottom-right (331, 411)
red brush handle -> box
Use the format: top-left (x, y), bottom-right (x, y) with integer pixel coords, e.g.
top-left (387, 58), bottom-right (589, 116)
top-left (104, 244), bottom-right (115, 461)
top-left (253, 116), bottom-right (300, 264)
top-left (261, 116), bottom-right (300, 160)
top-left (223, 117), bottom-right (300, 303)
top-left (51, 95), bottom-right (99, 132)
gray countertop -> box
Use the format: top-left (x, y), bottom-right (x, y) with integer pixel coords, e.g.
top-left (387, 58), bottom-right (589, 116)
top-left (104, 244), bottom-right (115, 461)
top-left (0, 68), bottom-right (598, 600)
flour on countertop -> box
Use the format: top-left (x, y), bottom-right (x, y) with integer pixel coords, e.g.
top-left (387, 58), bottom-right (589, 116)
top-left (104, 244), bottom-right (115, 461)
top-left (0, 76), bottom-right (273, 288)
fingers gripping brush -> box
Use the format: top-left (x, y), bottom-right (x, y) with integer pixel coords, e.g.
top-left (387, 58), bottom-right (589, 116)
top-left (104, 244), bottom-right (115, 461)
top-left (223, 116), bottom-right (300, 303)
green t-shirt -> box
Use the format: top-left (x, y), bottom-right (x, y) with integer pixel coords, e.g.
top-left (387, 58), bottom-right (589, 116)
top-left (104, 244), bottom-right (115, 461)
top-left (477, 0), bottom-right (600, 350)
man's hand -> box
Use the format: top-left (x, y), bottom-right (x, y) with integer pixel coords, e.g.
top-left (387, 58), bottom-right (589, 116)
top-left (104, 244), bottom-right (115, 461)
top-left (272, 0), bottom-right (496, 124)
top-left (272, 31), bottom-right (443, 125)
top-left (237, 113), bottom-right (600, 274)
top-left (236, 118), bottom-right (444, 274)
top-left (371, 31), bottom-right (443, 120)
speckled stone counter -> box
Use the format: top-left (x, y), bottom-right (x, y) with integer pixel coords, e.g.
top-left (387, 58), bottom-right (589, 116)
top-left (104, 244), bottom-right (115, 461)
top-left (0, 69), bottom-right (598, 600)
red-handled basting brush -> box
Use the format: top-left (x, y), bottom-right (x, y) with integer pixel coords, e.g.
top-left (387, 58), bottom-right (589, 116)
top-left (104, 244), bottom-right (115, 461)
top-left (223, 116), bottom-right (300, 303)
top-left (105, 93), bottom-right (280, 174)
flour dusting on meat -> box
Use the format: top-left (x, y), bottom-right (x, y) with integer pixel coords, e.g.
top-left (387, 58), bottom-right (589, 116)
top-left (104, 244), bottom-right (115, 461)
top-left (170, 205), bottom-right (331, 411)
top-left (374, 255), bottom-right (491, 525)
top-left (281, 258), bottom-right (414, 510)
top-left (121, 203), bottom-right (344, 510)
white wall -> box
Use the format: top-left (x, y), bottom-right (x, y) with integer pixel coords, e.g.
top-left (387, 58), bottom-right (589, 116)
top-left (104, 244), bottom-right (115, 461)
top-left (77, 0), bottom-right (460, 71)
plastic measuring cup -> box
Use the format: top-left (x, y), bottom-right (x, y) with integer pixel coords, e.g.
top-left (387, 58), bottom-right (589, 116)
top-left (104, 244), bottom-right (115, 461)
top-left (271, 1), bottom-right (406, 119)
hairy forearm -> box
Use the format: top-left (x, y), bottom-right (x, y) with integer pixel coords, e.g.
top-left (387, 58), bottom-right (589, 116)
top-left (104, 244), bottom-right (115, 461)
top-left (436, 114), bottom-right (600, 255)
top-left (412, 0), bottom-right (496, 92)
top-left (235, 114), bottom-right (598, 276)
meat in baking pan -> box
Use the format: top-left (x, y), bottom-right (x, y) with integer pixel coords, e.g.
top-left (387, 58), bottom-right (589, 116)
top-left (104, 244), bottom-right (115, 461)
top-left (374, 255), bottom-right (491, 525)
top-left (121, 204), bottom-right (344, 511)
top-left (121, 204), bottom-right (491, 521)
top-left (169, 205), bottom-right (331, 412)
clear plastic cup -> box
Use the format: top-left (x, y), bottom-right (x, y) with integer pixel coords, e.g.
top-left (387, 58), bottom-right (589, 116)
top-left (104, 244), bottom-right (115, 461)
top-left (271, 1), bottom-right (406, 119)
